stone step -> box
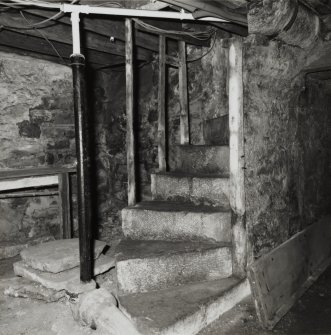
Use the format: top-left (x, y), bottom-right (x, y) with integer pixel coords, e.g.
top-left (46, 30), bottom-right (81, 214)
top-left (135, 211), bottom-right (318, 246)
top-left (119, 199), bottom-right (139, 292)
top-left (115, 240), bottom-right (232, 295)
top-left (173, 145), bottom-right (229, 175)
top-left (122, 201), bottom-right (232, 243)
top-left (151, 172), bottom-right (230, 207)
top-left (119, 277), bottom-right (251, 335)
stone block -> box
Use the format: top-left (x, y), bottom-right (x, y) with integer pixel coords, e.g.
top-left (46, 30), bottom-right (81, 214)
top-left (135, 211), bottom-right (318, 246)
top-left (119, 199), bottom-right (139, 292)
top-left (119, 278), bottom-right (250, 335)
top-left (122, 201), bottom-right (231, 242)
top-left (4, 277), bottom-right (66, 302)
top-left (14, 253), bottom-right (115, 294)
top-left (20, 239), bottom-right (107, 273)
top-left (151, 172), bottom-right (230, 207)
top-left (116, 240), bottom-right (232, 295)
top-left (173, 145), bottom-right (229, 175)
top-left (0, 236), bottom-right (55, 260)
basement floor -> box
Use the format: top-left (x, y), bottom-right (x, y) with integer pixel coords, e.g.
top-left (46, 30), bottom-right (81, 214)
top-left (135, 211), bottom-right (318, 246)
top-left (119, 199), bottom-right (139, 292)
top-left (1, 256), bottom-right (331, 335)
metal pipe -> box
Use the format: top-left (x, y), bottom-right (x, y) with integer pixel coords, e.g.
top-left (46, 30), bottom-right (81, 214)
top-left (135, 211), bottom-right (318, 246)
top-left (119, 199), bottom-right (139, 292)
top-left (8, 1), bottom-right (228, 22)
top-left (70, 11), bottom-right (81, 55)
top-left (62, 4), bottom-right (228, 22)
top-left (71, 53), bottom-right (93, 283)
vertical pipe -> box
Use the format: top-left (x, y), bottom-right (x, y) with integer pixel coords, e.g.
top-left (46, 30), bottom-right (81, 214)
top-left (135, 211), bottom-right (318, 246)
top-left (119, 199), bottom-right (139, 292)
top-left (70, 12), bottom-right (92, 282)
top-left (158, 35), bottom-right (167, 172)
top-left (125, 18), bottom-right (137, 206)
top-left (178, 41), bottom-right (190, 145)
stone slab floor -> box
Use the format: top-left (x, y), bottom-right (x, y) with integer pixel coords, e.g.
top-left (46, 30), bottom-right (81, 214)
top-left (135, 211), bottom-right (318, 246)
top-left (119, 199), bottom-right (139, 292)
top-left (0, 256), bottom-right (97, 335)
top-left (1, 255), bottom-right (331, 335)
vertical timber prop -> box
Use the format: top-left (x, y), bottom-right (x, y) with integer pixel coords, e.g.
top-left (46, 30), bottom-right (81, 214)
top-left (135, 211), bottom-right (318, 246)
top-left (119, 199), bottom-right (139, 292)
top-left (158, 35), bottom-right (167, 172)
top-left (70, 12), bottom-right (93, 282)
top-left (178, 41), bottom-right (190, 145)
top-left (228, 37), bottom-right (247, 277)
top-left (125, 18), bottom-right (137, 206)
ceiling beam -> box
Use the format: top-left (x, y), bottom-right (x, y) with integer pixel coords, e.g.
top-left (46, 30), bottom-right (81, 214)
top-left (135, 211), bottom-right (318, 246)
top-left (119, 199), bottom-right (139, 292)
top-left (25, 8), bottom-right (211, 47)
top-left (0, 29), bottom-right (124, 66)
top-left (0, 11), bottom-right (152, 61)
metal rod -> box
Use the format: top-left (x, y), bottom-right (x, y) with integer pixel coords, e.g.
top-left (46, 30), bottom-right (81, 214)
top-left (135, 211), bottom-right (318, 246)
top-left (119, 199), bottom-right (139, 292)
top-left (70, 53), bottom-right (93, 283)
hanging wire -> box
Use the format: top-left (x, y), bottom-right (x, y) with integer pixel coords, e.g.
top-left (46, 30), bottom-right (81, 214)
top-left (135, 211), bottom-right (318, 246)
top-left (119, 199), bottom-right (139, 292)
top-left (0, 0), bottom-right (79, 30)
top-left (133, 18), bottom-right (216, 41)
top-left (187, 31), bottom-right (217, 62)
top-left (19, 10), bottom-right (67, 65)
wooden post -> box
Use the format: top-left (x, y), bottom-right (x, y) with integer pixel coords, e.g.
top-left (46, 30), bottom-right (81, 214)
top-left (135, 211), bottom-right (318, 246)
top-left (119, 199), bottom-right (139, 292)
top-left (70, 54), bottom-right (93, 283)
top-left (229, 37), bottom-right (246, 277)
top-left (178, 41), bottom-right (189, 145)
top-left (158, 35), bottom-right (167, 172)
top-left (125, 18), bottom-right (137, 206)
top-left (58, 172), bottom-right (72, 239)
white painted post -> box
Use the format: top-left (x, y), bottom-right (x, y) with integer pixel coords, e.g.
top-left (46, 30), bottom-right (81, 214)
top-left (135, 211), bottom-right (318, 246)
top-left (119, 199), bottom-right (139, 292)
top-left (229, 37), bottom-right (246, 277)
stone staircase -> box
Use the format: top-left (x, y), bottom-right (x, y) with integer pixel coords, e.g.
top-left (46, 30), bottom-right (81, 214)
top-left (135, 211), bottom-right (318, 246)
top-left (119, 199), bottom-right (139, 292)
top-left (115, 144), bottom-right (250, 335)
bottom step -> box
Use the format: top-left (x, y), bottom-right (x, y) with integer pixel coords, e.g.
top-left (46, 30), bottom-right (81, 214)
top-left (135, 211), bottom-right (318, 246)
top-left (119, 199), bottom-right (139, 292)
top-left (119, 277), bottom-right (251, 335)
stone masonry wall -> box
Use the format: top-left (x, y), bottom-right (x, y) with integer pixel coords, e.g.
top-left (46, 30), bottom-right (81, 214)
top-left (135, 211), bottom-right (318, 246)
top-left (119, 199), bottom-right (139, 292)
top-left (0, 52), bottom-right (74, 243)
top-left (244, 36), bottom-right (331, 259)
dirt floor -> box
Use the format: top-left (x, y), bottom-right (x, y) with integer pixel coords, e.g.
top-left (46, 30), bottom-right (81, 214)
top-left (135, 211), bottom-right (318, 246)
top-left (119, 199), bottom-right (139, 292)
top-left (1, 256), bottom-right (331, 335)
top-left (199, 265), bottom-right (331, 335)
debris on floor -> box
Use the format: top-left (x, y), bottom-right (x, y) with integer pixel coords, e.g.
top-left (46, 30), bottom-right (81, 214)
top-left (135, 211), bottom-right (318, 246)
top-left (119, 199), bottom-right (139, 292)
top-left (0, 239), bottom-right (142, 335)
top-left (71, 287), bottom-right (141, 335)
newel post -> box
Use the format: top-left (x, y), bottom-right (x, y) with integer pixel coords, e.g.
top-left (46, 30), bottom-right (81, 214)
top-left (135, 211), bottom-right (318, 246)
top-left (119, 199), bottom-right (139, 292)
top-left (125, 18), bottom-right (137, 206)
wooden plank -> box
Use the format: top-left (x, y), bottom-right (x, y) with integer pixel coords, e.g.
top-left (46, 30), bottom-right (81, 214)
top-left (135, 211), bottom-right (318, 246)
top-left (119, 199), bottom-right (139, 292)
top-left (157, 35), bottom-right (167, 172)
top-left (135, 20), bottom-right (210, 47)
top-left (178, 40), bottom-right (190, 145)
top-left (125, 18), bottom-right (136, 206)
top-left (25, 9), bottom-right (158, 53)
top-left (0, 30), bottom-right (124, 66)
top-left (228, 37), bottom-right (246, 277)
top-left (0, 175), bottom-right (59, 191)
top-left (248, 215), bottom-right (331, 330)
top-left (0, 190), bottom-right (58, 198)
top-left (0, 12), bottom-right (150, 61)
top-left (0, 167), bottom-right (75, 179)
top-left (58, 173), bottom-right (72, 239)
top-left (26, 9), bottom-right (210, 49)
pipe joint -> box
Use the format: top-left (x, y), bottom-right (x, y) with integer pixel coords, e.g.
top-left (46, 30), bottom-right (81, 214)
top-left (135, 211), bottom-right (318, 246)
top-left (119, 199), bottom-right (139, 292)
top-left (63, 3), bottom-right (91, 14)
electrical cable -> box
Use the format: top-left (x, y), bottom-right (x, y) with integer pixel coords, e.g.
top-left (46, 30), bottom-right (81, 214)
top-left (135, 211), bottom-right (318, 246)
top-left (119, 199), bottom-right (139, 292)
top-left (133, 18), bottom-right (216, 41)
top-left (187, 30), bottom-right (217, 62)
top-left (0, 0), bottom-right (78, 30)
top-left (20, 10), bottom-right (67, 65)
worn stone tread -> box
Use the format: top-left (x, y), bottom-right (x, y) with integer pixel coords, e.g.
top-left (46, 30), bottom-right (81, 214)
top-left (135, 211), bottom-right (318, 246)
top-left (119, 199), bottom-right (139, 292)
top-left (13, 253), bottom-right (115, 294)
top-left (20, 238), bottom-right (107, 273)
top-left (116, 239), bottom-right (231, 262)
top-left (128, 201), bottom-right (230, 213)
top-left (119, 277), bottom-right (251, 335)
